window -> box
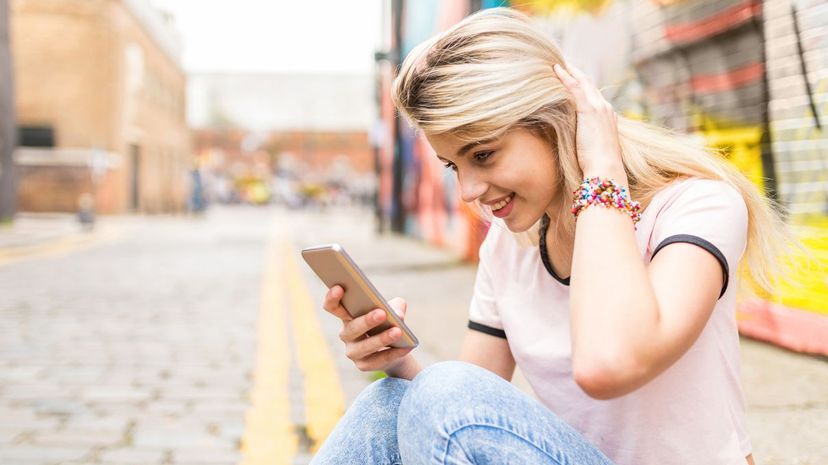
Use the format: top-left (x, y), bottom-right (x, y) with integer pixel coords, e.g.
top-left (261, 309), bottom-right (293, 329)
top-left (18, 125), bottom-right (55, 147)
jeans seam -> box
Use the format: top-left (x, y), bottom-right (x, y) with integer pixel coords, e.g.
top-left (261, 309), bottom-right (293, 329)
top-left (440, 422), bottom-right (565, 465)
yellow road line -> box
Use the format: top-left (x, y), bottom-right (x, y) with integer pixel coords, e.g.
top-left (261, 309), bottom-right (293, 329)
top-left (0, 225), bottom-right (122, 268)
top-left (283, 238), bottom-right (346, 453)
top-left (238, 226), bottom-right (296, 465)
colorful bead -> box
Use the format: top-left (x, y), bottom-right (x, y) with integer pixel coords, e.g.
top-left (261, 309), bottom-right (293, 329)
top-left (570, 177), bottom-right (642, 228)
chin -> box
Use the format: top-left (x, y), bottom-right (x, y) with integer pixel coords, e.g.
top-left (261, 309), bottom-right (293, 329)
top-left (502, 215), bottom-right (533, 233)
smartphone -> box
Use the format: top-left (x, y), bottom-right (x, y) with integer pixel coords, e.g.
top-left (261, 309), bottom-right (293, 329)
top-left (301, 243), bottom-right (419, 349)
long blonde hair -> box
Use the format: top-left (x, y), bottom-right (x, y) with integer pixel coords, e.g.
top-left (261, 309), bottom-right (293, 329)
top-left (392, 7), bottom-right (800, 298)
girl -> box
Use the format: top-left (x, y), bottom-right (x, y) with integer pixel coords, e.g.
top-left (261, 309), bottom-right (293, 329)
top-left (312, 8), bottom-right (793, 465)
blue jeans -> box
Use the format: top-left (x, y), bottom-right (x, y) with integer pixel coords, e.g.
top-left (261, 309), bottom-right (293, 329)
top-left (311, 361), bottom-right (614, 464)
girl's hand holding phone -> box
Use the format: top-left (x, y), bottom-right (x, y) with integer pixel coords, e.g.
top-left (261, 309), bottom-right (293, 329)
top-left (323, 285), bottom-right (421, 379)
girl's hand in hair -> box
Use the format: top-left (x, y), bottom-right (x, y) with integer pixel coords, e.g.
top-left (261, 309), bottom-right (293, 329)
top-left (554, 63), bottom-right (628, 184)
top-left (323, 285), bottom-right (421, 379)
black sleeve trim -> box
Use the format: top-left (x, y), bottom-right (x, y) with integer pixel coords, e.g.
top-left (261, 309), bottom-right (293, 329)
top-left (468, 321), bottom-right (507, 339)
top-left (651, 234), bottom-right (729, 299)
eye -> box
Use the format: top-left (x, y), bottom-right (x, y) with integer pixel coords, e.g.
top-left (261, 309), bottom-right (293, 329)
top-left (443, 161), bottom-right (458, 172)
top-left (473, 150), bottom-right (494, 162)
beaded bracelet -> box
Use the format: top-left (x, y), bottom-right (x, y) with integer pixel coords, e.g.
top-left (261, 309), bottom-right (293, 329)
top-left (570, 177), bottom-right (642, 227)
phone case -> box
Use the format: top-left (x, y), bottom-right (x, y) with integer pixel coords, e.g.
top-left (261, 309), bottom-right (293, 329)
top-left (301, 244), bottom-right (419, 349)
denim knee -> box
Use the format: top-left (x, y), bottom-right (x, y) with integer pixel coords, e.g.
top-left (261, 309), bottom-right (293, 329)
top-left (352, 375), bottom-right (410, 422)
top-left (311, 376), bottom-right (410, 465)
top-left (396, 361), bottom-right (506, 463)
top-left (401, 360), bottom-right (500, 411)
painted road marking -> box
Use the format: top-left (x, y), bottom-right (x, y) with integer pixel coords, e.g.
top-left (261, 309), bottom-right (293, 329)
top-left (283, 238), bottom-right (346, 453)
top-left (0, 225), bottom-right (122, 268)
top-left (238, 226), bottom-right (296, 465)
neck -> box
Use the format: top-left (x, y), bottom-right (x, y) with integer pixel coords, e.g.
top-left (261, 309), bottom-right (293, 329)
top-left (542, 195), bottom-right (576, 260)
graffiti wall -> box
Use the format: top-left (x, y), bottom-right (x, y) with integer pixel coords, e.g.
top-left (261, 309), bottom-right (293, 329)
top-left (739, 0), bottom-right (828, 353)
top-left (623, 0), bottom-right (828, 353)
top-left (379, 0), bottom-right (488, 261)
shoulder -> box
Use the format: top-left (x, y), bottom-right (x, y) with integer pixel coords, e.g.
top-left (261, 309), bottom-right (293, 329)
top-left (653, 176), bottom-right (743, 203)
top-left (647, 177), bottom-right (748, 225)
top-left (644, 177), bottom-right (750, 287)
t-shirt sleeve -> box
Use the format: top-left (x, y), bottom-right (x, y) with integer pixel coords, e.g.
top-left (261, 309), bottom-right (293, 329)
top-left (468, 224), bottom-right (506, 339)
top-left (648, 179), bottom-right (749, 299)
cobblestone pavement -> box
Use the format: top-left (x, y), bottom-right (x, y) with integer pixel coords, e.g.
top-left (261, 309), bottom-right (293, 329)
top-left (0, 208), bottom-right (267, 464)
top-left (0, 205), bottom-right (826, 465)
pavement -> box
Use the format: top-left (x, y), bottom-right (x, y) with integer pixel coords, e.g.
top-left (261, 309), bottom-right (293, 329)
top-left (0, 213), bottom-right (124, 267)
top-left (0, 206), bottom-right (825, 465)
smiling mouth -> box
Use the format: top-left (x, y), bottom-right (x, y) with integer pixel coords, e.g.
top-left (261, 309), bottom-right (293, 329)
top-left (490, 192), bottom-right (515, 216)
top-left (490, 193), bottom-right (515, 212)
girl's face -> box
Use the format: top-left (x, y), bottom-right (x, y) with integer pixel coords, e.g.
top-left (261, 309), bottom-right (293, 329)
top-left (426, 128), bottom-right (563, 232)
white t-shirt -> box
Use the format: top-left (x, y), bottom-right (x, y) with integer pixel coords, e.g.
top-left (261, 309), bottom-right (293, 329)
top-left (469, 177), bottom-right (751, 465)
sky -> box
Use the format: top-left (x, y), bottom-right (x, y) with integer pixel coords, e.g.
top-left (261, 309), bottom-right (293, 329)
top-left (152, 0), bottom-right (384, 74)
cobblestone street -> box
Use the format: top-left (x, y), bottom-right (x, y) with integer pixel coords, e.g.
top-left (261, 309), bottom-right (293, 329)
top-left (0, 208), bottom-right (267, 464)
top-left (0, 206), bottom-right (826, 465)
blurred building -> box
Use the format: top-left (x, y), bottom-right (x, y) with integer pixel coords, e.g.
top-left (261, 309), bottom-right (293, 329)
top-left (10, 0), bottom-right (191, 214)
top-left (188, 73), bottom-right (375, 205)
top-left (379, 0), bottom-right (827, 353)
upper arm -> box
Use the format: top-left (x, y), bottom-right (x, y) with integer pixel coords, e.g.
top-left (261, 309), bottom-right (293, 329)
top-left (645, 241), bottom-right (723, 370)
top-left (458, 328), bottom-right (515, 381)
top-left (642, 180), bottom-right (748, 374)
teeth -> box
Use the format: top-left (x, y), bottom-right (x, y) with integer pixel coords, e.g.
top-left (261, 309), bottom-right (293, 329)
top-left (492, 194), bottom-right (514, 211)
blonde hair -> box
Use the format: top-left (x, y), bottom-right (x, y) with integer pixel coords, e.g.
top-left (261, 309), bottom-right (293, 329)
top-left (392, 7), bottom-right (801, 298)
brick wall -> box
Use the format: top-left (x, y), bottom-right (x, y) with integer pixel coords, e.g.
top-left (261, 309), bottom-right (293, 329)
top-left (11, 0), bottom-right (191, 214)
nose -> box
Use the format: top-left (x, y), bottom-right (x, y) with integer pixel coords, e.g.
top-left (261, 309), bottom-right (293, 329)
top-left (458, 168), bottom-right (488, 203)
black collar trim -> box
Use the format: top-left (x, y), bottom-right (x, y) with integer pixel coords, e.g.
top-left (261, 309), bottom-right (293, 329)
top-left (539, 214), bottom-right (571, 286)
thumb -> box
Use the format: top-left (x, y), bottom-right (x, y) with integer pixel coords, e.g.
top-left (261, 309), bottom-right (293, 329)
top-left (387, 297), bottom-right (407, 319)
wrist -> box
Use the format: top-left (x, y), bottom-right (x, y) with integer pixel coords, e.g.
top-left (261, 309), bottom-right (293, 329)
top-left (385, 354), bottom-right (421, 380)
top-left (581, 162), bottom-right (627, 185)
top-left (571, 175), bottom-right (642, 227)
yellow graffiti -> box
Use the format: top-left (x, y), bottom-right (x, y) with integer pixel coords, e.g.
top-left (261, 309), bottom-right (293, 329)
top-left (772, 74), bottom-right (828, 316)
top-left (694, 102), bottom-right (828, 316)
top-left (778, 218), bottom-right (828, 316)
top-left (701, 125), bottom-right (765, 194)
top-left (510, 0), bottom-right (613, 16)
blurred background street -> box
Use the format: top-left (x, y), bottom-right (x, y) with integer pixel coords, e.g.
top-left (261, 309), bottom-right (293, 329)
top-left (0, 0), bottom-right (826, 464)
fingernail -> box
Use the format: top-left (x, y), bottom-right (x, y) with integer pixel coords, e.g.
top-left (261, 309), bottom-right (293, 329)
top-left (389, 328), bottom-right (400, 338)
top-left (373, 311), bottom-right (383, 322)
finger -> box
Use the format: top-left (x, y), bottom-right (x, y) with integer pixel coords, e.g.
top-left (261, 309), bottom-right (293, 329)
top-left (566, 62), bottom-right (603, 101)
top-left (347, 326), bottom-right (402, 360)
top-left (340, 308), bottom-right (386, 342)
top-left (554, 64), bottom-right (590, 109)
top-left (323, 285), bottom-right (353, 321)
top-left (565, 63), bottom-right (609, 109)
top-left (387, 297), bottom-right (407, 319)
top-left (354, 347), bottom-right (413, 372)
top-left (553, 63), bottom-right (579, 88)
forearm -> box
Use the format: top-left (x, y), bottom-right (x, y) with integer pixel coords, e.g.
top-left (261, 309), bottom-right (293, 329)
top-left (569, 171), bottom-right (663, 395)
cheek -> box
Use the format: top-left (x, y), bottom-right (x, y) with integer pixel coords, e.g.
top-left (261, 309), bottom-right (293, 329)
top-left (517, 164), bottom-right (556, 197)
